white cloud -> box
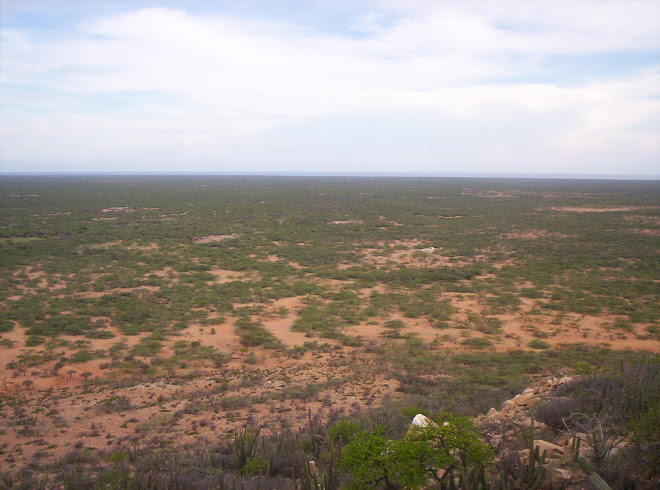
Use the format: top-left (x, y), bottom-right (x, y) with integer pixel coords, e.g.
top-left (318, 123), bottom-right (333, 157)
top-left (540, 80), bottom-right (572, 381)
top-left (0, 2), bottom-right (658, 174)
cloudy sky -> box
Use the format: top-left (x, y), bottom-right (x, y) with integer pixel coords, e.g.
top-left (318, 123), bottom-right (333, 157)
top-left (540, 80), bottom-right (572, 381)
top-left (1, 0), bottom-right (659, 176)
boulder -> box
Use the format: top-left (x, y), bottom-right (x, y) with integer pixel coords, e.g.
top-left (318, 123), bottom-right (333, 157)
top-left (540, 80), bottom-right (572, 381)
top-left (550, 468), bottom-right (573, 486)
top-left (512, 393), bottom-right (538, 407)
top-left (488, 434), bottom-right (503, 448)
top-left (608, 439), bottom-right (628, 458)
top-left (485, 408), bottom-right (504, 422)
top-left (501, 400), bottom-right (517, 414)
top-left (534, 440), bottom-right (565, 458)
top-left (411, 414), bottom-right (435, 428)
top-left (568, 434), bottom-right (592, 457)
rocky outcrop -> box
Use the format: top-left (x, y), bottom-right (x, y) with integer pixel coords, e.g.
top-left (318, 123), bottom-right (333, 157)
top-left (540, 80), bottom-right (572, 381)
top-left (406, 374), bottom-right (622, 488)
top-left (476, 375), bottom-right (604, 489)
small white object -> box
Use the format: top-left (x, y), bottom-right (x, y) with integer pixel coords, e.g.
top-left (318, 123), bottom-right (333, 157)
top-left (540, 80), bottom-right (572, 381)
top-left (412, 414), bottom-right (432, 427)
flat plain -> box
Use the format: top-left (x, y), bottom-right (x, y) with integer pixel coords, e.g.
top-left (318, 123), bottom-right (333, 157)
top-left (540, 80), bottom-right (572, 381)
top-left (0, 176), bottom-right (658, 487)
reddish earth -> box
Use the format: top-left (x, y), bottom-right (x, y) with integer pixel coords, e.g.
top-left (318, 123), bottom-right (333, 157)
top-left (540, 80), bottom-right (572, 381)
top-left (1, 255), bottom-right (658, 477)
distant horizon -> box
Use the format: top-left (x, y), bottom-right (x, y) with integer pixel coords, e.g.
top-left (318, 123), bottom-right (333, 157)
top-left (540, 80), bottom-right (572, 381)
top-left (1, 171), bottom-right (659, 181)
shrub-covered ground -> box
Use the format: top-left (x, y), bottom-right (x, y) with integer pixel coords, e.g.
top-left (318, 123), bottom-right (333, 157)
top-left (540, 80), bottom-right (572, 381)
top-left (0, 176), bottom-right (658, 487)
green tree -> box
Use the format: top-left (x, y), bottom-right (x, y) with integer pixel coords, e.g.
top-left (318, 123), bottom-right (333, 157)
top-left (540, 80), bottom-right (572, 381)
top-left (340, 427), bottom-right (428, 489)
top-left (340, 413), bottom-right (493, 489)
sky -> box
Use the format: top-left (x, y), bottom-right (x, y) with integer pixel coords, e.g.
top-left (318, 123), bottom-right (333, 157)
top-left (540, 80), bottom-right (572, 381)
top-left (1, 0), bottom-right (659, 176)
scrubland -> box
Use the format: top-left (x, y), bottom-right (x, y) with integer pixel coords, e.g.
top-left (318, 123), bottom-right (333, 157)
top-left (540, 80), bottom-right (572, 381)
top-left (0, 176), bottom-right (658, 488)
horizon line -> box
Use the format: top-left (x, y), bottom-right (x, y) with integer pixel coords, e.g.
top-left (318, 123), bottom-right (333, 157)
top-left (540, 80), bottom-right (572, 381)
top-left (1, 171), bottom-right (659, 181)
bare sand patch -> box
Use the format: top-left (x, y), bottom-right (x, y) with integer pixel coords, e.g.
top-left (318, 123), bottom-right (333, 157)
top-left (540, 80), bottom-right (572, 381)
top-left (391, 314), bottom-right (443, 344)
top-left (462, 189), bottom-right (519, 198)
top-left (261, 316), bottom-right (312, 347)
top-left (549, 206), bottom-right (659, 213)
top-left (624, 215), bottom-right (660, 225)
top-left (207, 268), bottom-right (253, 283)
top-left (149, 267), bottom-right (176, 278)
top-left (501, 230), bottom-right (570, 240)
top-left (378, 216), bottom-right (405, 226)
top-left (101, 206), bottom-right (159, 212)
top-left (85, 241), bottom-right (123, 249)
top-left (74, 286), bottom-right (160, 298)
top-left (125, 242), bottom-right (160, 251)
top-left (179, 321), bottom-right (241, 357)
top-left (632, 229), bottom-right (660, 236)
top-left (346, 322), bottom-right (383, 341)
top-left (355, 240), bottom-right (456, 268)
top-left (194, 234), bottom-right (239, 243)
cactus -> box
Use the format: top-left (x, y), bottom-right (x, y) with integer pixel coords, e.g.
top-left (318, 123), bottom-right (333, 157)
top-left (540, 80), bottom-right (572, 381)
top-left (454, 453), bottom-right (489, 490)
top-left (570, 436), bottom-right (581, 462)
top-left (297, 445), bottom-right (340, 490)
top-left (578, 456), bottom-right (612, 490)
top-left (307, 408), bottom-right (325, 457)
top-left (513, 418), bottom-right (547, 490)
top-left (229, 426), bottom-right (260, 469)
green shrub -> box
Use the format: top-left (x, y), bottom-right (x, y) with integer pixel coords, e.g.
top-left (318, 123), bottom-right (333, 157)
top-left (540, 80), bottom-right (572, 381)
top-left (528, 339), bottom-right (551, 350)
top-left (327, 419), bottom-right (361, 444)
top-left (0, 319), bottom-right (14, 333)
top-left (0, 338), bottom-right (16, 348)
top-left (25, 336), bottom-right (45, 347)
top-left (461, 337), bottom-right (493, 349)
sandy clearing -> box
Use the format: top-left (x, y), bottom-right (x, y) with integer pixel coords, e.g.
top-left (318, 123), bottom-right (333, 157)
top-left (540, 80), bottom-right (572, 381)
top-left (331, 220), bottom-right (363, 225)
top-left (501, 230), bottom-right (571, 240)
top-left (74, 286), bottom-right (160, 298)
top-left (261, 316), bottom-right (313, 347)
top-left (194, 234), bottom-right (239, 243)
top-left (207, 268), bottom-right (251, 283)
top-left (180, 321), bottom-right (241, 354)
top-left (259, 297), bottom-right (320, 348)
top-left (632, 229), bottom-right (660, 236)
top-left (549, 206), bottom-right (660, 213)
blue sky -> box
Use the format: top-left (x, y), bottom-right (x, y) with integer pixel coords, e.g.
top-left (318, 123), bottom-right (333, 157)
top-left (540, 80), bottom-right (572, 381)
top-left (1, 0), bottom-right (659, 176)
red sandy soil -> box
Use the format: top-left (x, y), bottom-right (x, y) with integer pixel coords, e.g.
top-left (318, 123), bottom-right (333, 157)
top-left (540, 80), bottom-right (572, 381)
top-left (1, 255), bottom-right (658, 477)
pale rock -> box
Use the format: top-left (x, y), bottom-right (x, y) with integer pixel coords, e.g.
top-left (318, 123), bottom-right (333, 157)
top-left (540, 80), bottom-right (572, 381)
top-left (486, 408), bottom-right (504, 422)
top-left (411, 414), bottom-right (434, 428)
top-left (568, 434), bottom-right (592, 457)
top-left (501, 400), bottom-right (516, 413)
top-left (513, 393), bottom-right (537, 407)
top-left (489, 434), bottom-right (503, 447)
top-left (518, 448), bottom-right (530, 465)
top-left (534, 440), bottom-right (565, 458)
top-left (550, 468), bottom-right (573, 486)
top-left (514, 417), bottom-right (547, 431)
top-left (608, 440), bottom-right (628, 458)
